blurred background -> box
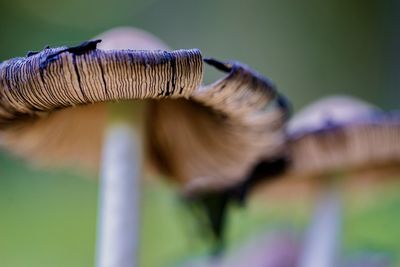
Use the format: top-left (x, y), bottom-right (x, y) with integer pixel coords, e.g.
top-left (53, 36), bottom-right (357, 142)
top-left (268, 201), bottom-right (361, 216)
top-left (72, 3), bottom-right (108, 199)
top-left (0, 0), bottom-right (399, 266)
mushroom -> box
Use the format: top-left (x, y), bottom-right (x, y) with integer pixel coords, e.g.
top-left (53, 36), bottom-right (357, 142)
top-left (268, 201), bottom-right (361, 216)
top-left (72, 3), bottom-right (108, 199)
top-left (0, 28), bottom-right (201, 267)
top-left (0, 27), bottom-right (290, 266)
top-left (289, 97), bottom-right (400, 267)
top-left (246, 96), bottom-right (400, 267)
top-left (146, 58), bottom-right (291, 247)
top-left (94, 28), bottom-right (171, 267)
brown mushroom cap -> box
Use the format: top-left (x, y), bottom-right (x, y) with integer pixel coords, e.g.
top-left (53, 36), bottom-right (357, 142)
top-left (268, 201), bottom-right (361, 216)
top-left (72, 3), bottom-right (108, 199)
top-left (287, 96), bottom-right (400, 179)
top-left (0, 27), bottom-right (195, 171)
top-left (250, 96), bottom-right (400, 203)
top-left (148, 60), bottom-right (289, 195)
top-left (0, 27), bottom-right (290, 194)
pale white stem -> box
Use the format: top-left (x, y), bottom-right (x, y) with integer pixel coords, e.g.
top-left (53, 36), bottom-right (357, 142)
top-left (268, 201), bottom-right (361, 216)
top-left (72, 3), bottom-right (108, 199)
top-left (298, 184), bottom-right (342, 267)
top-left (95, 123), bottom-right (142, 267)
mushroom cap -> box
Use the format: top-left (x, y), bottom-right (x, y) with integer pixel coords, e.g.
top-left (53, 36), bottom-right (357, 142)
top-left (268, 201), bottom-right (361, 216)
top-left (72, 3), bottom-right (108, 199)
top-left (247, 96), bottom-right (400, 204)
top-left (0, 27), bottom-right (171, 171)
top-left (287, 96), bottom-right (400, 179)
top-left (148, 61), bottom-right (289, 195)
top-left (0, 27), bottom-right (290, 194)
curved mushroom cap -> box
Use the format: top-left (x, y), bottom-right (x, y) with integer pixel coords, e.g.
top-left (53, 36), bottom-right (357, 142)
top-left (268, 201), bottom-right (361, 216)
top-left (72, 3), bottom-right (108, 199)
top-left (0, 27), bottom-right (290, 194)
top-left (287, 96), bottom-right (400, 178)
top-left (0, 27), bottom-right (172, 171)
top-left (249, 96), bottom-right (400, 204)
top-left (147, 60), bottom-right (289, 195)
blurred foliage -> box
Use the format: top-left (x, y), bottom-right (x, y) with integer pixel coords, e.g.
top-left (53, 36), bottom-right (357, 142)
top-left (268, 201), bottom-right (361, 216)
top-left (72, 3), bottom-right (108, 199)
top-left (0, 0), bottom-right (399, 266)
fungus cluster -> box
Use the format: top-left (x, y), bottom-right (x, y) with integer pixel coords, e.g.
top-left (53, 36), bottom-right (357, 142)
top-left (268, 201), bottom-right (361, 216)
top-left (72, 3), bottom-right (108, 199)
top-left (0, 30), bottom-right (289, 189)
top-left (0, 27), bottom-right (289, 266)
top-left (0, 27), bottom-right (399, 267)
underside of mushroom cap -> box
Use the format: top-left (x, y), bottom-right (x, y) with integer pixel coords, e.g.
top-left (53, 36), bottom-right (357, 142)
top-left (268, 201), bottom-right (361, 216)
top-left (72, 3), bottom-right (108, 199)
top-left (147, 59), bottom-right (290, 195)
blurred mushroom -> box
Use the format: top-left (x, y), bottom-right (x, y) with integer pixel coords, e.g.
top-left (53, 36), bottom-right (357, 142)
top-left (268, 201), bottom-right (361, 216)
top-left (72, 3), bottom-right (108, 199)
top-left (245, 96), bottom-right (400, 267)
top-left (286, 96), bottom-right (400, 179)
top-left (289, 97), bottom-right (400, 267)
top-left (0, 27), bottom-right (290, 265)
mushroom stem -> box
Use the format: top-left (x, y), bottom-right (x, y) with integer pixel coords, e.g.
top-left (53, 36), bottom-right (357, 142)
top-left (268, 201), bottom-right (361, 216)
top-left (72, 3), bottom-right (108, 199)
top-left (298, 181), bottom-right (342, 267)
top-left (95, 103), bottom-right (143, 267)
